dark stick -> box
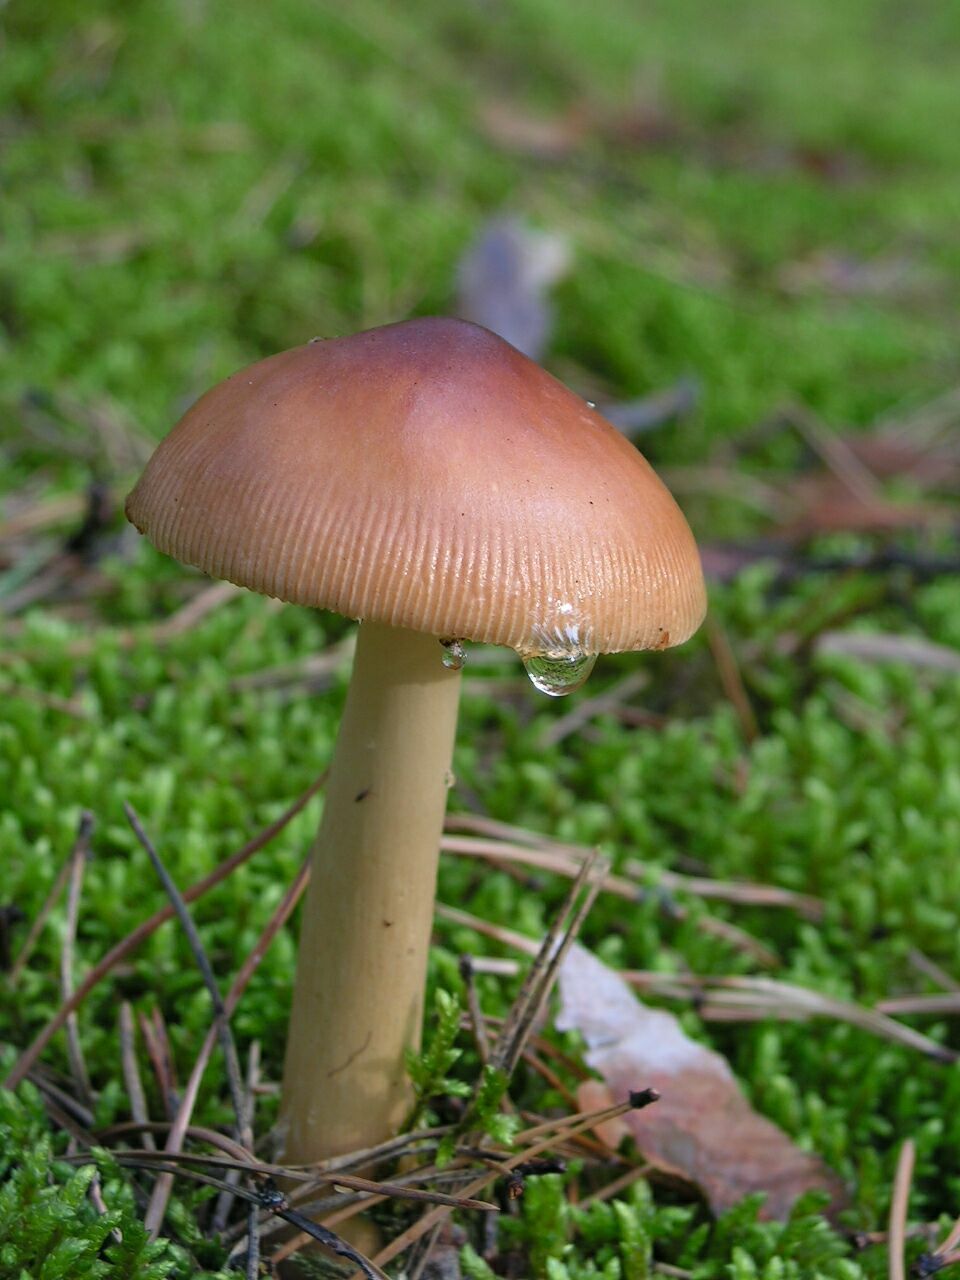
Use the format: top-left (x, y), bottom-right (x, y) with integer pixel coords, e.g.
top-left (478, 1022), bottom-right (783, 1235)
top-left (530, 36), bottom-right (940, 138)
top-left (211, 1040), bottom-right (260, 1232)
top-left (124, 804), bottom-right (248, 1139)
top-left (124, 803), bottom-right (259, 1276)
top-left (407, 1222), bottom-right (444, 1280)
top-left (143, 858), bottom-right (311, 1237)
top-left (5, 771), bottom-right (325, 1091)
top-left (92, 1157), bottom-right (391, 1279)
top-left (26, 1067), bottom-right (95, 1128)
top-left (93, 1148), bottom-right (497, 1210)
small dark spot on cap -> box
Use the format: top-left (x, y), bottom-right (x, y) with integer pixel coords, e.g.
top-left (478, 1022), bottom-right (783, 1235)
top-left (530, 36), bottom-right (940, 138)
top-left (355, 787), bottom-right (371, 802)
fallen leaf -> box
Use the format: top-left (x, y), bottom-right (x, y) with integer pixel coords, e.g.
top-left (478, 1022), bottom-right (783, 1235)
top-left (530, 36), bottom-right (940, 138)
top-left (779, 474), bottom-right (949, 538)
top-left (557, 944), bottom-right (847, 1220)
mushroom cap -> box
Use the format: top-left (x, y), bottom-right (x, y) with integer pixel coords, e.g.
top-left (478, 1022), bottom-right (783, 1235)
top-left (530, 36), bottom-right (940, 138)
top-left (126, 317), bottom-right (706, 656)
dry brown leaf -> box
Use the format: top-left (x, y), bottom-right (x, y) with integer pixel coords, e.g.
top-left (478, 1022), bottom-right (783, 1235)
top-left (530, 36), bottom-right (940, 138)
top-left (557, 945), bottom-right (847, 1221)
top-left (778, 474), bottom-right (948, 538)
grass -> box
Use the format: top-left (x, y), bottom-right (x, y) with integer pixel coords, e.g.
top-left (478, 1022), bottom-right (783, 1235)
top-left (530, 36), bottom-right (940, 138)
top-left (2, 0), bottom-right (960, 1275)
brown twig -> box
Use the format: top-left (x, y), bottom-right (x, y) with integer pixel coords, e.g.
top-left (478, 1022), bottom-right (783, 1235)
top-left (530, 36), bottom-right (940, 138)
top-left (274, 1097), bottom-right (651, 1270)
top-left (125, 805), bottom-right (249, 1138)
top-left (143, 857), bottom-right (310, 1237)
top-left (537, 670), bottom-right (649, 750)
top-left (4, 771), bottom-right (325, 1091)
top-left (444, 813), bottom-right (823, 919)
top-left (705, 615), bottom-right (759, 742)
top-left (125, 802), bottom-right (260, 1274)
top-left (0, 492), bottom-right (94, 541)
top-left (622, 971), bottom-right (956, 1061)
top-left (118, 1002), bottom-right (155, 1150)
top-left (25, 1067), bottom-right (95, 1129)
top-left (212, 1040), bottom-right (261, 1233)
top-left (519, 1047), bottom-right (578, 1107)
top-left (152, 580), bottom-right (244, 642)
top-left (907, 950), bottom-right (960, 994)
top-left (99, 1149), bottom-right (498, 1211)
top-left (227, 637), bottom-right (354, 694)
top-left (97, 1121), bottom-right (257, 1161)
top-left (5, 578), bottom-right (245, 658)
top-left (440, 834), bottom-right (788, 959)
top-left (138, 1007), bottom-right (179, 1120)
top-left (407, 1223), bottom-right (445, 1280)
top-left (875, 994), bottom-right (960, 1017)
top-left (364, 1094), bottom-right (659, 1275)
top-left (578, 1161), bottom-right (653, 1208)
top-left (925, 1211), bottom-right (960, 1273)
top-left (77, 1154), bottom-right (392, 1280)
top-left (60, 813), bottom-right (95, 1108)
top-left (88, 1172), bottom-right (122, 1244)
top-left (487, 851), bottom-right (607, 1083)
top-left (437, 904), bottom-right (553, 958)
top-left (786, 403), bottom-right (882, 504)
top-left (459, 956), bottom-right (491, 1065)
top-left (436, 911), bottom-right (952, 1061)
top-left (888, 1138), bottom-right (915, 1280)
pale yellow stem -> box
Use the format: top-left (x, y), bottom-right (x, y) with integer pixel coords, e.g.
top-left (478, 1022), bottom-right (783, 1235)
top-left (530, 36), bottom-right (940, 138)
top-left (279, 621), bottom-right (462, 1162)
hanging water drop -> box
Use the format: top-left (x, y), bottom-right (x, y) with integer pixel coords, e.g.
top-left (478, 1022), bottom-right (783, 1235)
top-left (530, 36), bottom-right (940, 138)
top-left (440, 638), bottom-right (466, 671)
top-left (522, 650), bottom-right (597, 696)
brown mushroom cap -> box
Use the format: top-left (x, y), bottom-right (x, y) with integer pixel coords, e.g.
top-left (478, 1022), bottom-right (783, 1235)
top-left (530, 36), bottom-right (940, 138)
top-left (126, 317), bottom-right (706, 656)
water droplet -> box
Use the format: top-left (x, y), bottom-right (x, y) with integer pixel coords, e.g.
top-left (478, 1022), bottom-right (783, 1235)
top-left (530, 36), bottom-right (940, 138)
top-left (522, 650), bottom-right (597, 697)
top-left (440, 638), bottom-right (466, 670)
top-left (586, 400), bottom-right (596, 409)
top-left (308, 336), bottom-right (324, 344)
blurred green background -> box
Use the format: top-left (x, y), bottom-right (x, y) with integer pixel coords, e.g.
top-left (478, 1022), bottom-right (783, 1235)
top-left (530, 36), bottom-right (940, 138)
top-left (4, 0), bottom-right (960, 463)
top-left (3, 1), bottom-right (960, 1276)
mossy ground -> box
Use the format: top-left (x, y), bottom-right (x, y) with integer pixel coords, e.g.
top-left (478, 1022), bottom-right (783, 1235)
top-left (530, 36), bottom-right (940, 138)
top-left (2, 0), bottom-right (960, 1276)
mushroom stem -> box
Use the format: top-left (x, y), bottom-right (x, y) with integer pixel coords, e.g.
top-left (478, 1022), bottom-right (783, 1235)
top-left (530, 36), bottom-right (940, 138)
top-left (280, 620), bottom-right (462, 1162)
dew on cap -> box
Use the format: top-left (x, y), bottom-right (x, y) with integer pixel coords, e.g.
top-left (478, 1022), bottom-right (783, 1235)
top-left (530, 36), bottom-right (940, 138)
top-left (522, 650), bottom-right (597, 697)
top-left (440, 638), bottom-right (466, 671)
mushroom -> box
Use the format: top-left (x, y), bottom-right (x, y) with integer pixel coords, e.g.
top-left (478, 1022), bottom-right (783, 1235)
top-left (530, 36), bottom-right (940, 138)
top-left (125, 316), bottom-right (706, 1167)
